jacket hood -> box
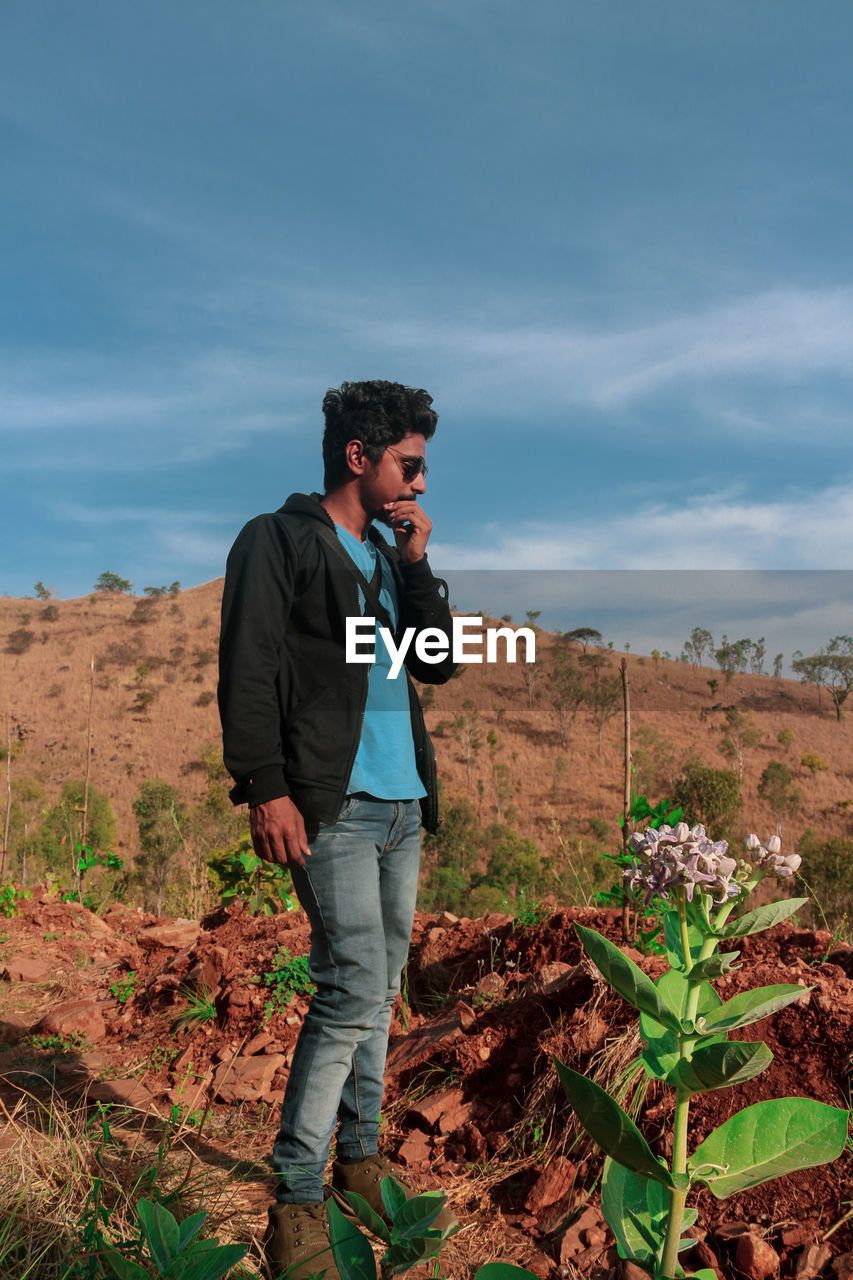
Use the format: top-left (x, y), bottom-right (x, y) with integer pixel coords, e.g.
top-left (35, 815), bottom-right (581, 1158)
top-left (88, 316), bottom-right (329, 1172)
top-left (278, 492), bottom-right (395, 555)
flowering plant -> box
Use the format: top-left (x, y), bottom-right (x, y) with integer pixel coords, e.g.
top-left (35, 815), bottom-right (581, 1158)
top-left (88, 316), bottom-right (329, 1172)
top-left (557, 827), bottom-right (848, 1280)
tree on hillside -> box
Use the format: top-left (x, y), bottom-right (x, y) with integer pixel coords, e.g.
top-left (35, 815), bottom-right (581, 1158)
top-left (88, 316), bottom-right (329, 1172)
top-left (673, 757), bottom-right (741, 847)
top-left (546, 651), bottom-right (585, 749)
top-left (757, 760), bottom-right (801, 837)
top-left (719, 706), bottom-right (764, 782)
top-left (792, 636), bottom-right (853, 722)
top-left (796, 828), bottom-right (853, 931)
top-left (452, 699), bottom-right (482, 791)
top-left (133, 778), bottom-right (185, 914)
top-left (94, 571), bottom-right (133, 594)
top-left (587, 671), bottom-right (622, 754)
top-left (5, 775), bottom-right (44, 882)
top-left (684, 627), bottom-right (713, 670)
top-left (566, 627), bottom-right (603, 653)
top-left (37, 781), bottom-right (117, 885)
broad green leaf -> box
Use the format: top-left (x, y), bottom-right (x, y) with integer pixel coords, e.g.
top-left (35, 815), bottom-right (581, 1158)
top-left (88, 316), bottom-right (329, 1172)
top-left (664, 912), bottom-right (705, 969)
top-left (575, 924), bottom-right (681, 1033)
top-left (700, 985), bottom-right (807, 1033)
top-left (380, 1175), bottom-right (408, 1220)
top-left (666, 1042), bottom-right (772, 1095)
top-left (641, 970), bottom-right (723, 1079)
top-left (137, 1199), bottom-right (180, 1273)
top-left (178, 1243), bottom-right (249, 1280)
top-left (102, 1252), bottom-right (150, 1280)
top-left (475, 1266), bottom-right (540, 1279)
top-left (387, 1233), bottom-right (445, 1267)
top-left (328, 1198), bottom-right (377, 1280)
top-left (176, 1210), bottom-right (208, 1252)
top-left (685, 1271), bottom-right (719, 1280)
top-left (687, 952), bottom-right (741, 981)
top-left (723, 898), bottom-right (808, 939)
top-left (601, 1158), bottom-right (668, 1264)
top-left (689, 1098), bottom-right (850, 1198)
top-left (341, 1190), bottom-right (391, 1243)
top-left (394, 1191), bottom-right (448, 1239)
top-left (554, 1058), bottom-right (673, 1187)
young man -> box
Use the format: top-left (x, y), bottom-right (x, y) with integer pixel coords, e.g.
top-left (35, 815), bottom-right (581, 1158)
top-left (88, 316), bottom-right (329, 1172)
top-left (218, 380), bottom-right (457, 1279)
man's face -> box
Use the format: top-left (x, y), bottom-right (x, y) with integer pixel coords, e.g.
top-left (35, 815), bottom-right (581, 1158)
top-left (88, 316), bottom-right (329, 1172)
top-left (363, 431), bottom-right (428, 525)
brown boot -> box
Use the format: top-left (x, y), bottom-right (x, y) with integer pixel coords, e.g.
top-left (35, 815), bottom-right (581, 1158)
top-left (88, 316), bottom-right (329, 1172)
top-left (262, 1201), bottom-right (341, 1280)
top-left (331, 1153), bottom-right (458, 1236)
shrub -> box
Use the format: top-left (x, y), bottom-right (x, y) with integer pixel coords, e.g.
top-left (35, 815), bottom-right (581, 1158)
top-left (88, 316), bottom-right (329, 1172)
top-left (777, 726), bottom-right (795, 751)
top-left (796, 828), bottom-right (853, 934)
top-left (5, 628), bottom-right (36, 655)
top-left (41, 604), bottom-right (60, 622)
top-left (801, 750), bottom-right (828, 773)
top-left (94, 571), bottom-right (133, 594)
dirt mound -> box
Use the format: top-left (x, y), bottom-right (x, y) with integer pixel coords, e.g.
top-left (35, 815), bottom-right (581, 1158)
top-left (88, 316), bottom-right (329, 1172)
top-left (1, 895), bottom-right (851, 1277)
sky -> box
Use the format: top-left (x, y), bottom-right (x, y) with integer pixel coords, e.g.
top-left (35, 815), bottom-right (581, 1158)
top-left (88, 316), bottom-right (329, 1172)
top-left (2, 1), bottom-right (853, 661)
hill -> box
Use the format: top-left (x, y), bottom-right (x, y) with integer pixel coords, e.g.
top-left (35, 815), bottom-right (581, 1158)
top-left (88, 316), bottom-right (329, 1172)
top-left (1, 583), bottom-right (851, 871)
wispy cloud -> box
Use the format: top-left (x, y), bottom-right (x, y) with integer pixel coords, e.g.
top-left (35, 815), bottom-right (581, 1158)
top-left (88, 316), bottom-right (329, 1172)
top-left (350, 287), bottom-right (853, 414)
top-left (430, 479), bottom-right (853, 571)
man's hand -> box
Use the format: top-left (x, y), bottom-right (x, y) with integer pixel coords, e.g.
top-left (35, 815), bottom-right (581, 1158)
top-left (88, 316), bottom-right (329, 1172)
top-left (250, 795), bottom-right (311, 869)
top-left (383, 501), bottom-right (432, 563)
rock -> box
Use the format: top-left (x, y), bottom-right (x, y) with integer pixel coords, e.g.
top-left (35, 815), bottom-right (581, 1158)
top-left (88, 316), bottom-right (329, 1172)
top-left (796, 1244), bottom-right (833, 1279)
top-left (439, 912), bottom-right (458, 926)
top-left (473, 971), bottom-right (504, 1000)
top-left (621, 1261), bottom-right (653, 1280)
top-left (457, 1001), bottom-right (477, 1033)
top-left (530, 961), bottom-right (577, 995)
top-left (396, 1130), bottom-right (432, 1169)
top-left (520, 1251), bottom-right (551, 1279)
top-left (559, 1205), bottom-right (602, 1261)
top-left (826, 946), bottom-right (853, 977)
top-left (461, 1122), bottom-right (488, 1163)
top-left (735, 1235), bottom-right (780, 1280)
top-left (689, 1240), bottom-right (722, 1278)
top-left (137, 921), bottom-right (201, 951)
top-left (87, 1078), bottom-right (158, 1111)
top-left (386, 1009), bottom-right (464, 1076)
top-left (2, 955), bottom-right (51, 982)
top-left (583, 1226), bottom-right (608, 1247)
top-left (831, 1253), bottom-right (853, 1280)
top-left (199, 944), bottom-right (230, 992)
top-left (244, 1031), bottom-right (275, 1056)
top-left (783, 1226), bottom-right (818, 1249)
top-left (32, 998), bottom-right (106, 1043)
top-left (714, 1222), bottom-right (753, 1241)
top-left (211, 1053), bottom-right (285, 1103)
top-left (407, 1087), bottom-right (469, 1134)
top-left (523, 1156), bottom-right (577, 1212)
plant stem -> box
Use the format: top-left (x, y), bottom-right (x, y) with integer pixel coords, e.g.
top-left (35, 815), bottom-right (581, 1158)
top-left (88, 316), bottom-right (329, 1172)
top-left (660, 1089), bottom-right (691, 1278)
top-left (677, 890), bottom-right (693, 973)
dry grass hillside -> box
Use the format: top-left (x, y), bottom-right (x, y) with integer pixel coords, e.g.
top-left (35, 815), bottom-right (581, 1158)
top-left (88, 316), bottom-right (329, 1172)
top-left (1, 584), bottom-right (851, 863)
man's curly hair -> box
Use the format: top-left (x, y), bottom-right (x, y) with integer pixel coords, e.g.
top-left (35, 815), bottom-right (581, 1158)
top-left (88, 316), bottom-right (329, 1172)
top-left (322, 379), bottom-right (438, 492)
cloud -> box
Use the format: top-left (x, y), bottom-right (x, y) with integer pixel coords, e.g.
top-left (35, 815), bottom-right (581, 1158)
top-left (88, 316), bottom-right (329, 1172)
top-left (429, 479), bottom-right (853, 571)
top-left (350, 286), bottom-right (853, 414)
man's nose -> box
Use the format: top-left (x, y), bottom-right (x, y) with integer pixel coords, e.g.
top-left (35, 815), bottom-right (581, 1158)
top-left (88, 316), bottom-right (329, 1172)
top-left (411, 470), bottom-right (427, 495)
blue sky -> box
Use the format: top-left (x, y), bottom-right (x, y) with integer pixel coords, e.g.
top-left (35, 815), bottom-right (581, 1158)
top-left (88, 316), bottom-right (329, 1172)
top-left (2, 1), bottom-right (852, 656)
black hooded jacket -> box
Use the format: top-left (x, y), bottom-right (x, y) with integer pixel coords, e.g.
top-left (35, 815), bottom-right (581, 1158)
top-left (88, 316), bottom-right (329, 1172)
top-left (218, 493), bottom-right (455, 832)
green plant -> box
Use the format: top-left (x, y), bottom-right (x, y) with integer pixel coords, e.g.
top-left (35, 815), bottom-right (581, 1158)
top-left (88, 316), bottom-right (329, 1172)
top-left (208, 837), bottom-right (297, 916)
top-left (506, 887), bottom-right (548, 928)
top-left (103, 1197), bottom-right (247, 1280)
top-left (328, 1174), bottom-right (535, 1280)
top-left (0, 883), bottom-right (30, 917)
top-left (111, 971), bottom-right (138, 1004)
top-left (557, 823), bottom-right (849, 1280)
top-left (263, 948), bottom-right (314, 1019)
top-left (173, 985), bottom-right (218, 1031)
top-left (801, 750), bottom-right (828, 773)
top-left (777, 726), bottom-right (795, 751)
top-left (596, 793), bottom-right (682, 953)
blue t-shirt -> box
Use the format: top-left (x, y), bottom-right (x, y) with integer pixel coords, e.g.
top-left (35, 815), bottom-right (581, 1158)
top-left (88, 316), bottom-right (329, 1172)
top-left (335, 524), bottom-right (426, 801)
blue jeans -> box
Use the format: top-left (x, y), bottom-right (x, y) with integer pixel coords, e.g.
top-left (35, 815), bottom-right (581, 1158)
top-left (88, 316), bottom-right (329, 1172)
top-left (272, 795), bottom-right (422, 1203)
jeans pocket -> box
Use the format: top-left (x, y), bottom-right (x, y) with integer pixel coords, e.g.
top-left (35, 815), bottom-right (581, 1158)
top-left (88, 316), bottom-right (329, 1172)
top-left (336, 794), bottom-right (359, 822)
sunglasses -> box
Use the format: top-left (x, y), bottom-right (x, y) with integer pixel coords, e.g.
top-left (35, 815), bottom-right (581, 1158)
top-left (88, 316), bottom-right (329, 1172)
top-left (387, 446), bottom-right (428, 482)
